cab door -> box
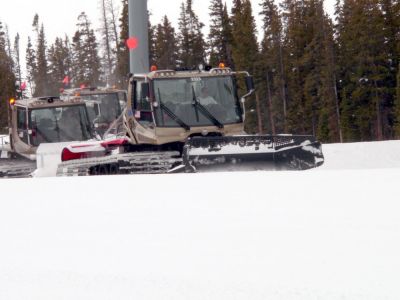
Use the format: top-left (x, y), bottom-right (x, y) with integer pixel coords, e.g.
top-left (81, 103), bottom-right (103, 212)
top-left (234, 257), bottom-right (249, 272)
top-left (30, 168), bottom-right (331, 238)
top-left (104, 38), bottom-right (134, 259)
top-left (133, 80), bottom-right (153, 123)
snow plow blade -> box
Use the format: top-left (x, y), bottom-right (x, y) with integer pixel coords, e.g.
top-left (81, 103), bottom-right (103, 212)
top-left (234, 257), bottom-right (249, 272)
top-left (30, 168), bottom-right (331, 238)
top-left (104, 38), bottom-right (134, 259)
top-left (182, 135), bottom-right (324, 172)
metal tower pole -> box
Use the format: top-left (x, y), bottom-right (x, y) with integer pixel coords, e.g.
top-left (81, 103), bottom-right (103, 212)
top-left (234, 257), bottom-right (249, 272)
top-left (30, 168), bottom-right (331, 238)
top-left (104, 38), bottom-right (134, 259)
top-left (128, 0), bottom-right (149, 74)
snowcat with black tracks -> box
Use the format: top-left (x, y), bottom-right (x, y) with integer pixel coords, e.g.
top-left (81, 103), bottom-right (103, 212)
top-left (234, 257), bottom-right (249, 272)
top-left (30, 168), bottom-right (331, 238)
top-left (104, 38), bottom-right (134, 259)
top-left (56, 67), bottom-right (324, 176)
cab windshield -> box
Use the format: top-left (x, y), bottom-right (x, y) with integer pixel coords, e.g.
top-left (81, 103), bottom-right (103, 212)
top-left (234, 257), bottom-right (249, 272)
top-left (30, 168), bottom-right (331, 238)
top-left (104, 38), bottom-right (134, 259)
top-left (81, 93), bottom-right (122, 125)
top-left (153, 76), bottom-right (242, 128)
top-left (29, 105), bottom-right (92, 145)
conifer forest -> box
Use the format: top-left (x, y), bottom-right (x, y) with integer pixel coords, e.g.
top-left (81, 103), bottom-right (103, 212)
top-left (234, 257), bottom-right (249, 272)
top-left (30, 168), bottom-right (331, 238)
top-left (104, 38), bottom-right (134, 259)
top-left (1, 0), bottom-right (400, 143)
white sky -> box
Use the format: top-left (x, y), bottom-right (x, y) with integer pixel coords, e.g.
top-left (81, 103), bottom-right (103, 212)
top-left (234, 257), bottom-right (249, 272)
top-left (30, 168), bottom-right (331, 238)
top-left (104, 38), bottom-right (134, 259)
top-left (0, 0), bottom-right (335, 80)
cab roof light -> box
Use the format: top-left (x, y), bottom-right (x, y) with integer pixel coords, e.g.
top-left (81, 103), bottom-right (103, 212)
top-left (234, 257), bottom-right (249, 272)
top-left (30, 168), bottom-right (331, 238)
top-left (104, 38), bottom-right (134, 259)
top-left (150, 65), bottom-right (158, 72)
top-left (153, 70), bottom-right (176, 78)
top-left (210, 67), bottom-right (232, 75)
top-left (38, 96), bottom-right (60, 103)
top-left (9, 98), bottom-right (16, 105)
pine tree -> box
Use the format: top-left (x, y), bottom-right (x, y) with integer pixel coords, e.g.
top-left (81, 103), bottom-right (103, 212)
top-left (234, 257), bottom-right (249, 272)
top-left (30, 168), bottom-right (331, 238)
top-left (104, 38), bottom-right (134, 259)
top-left (0, 21), bottom-right (16, 131)
top-left (276, 0), bottom-right (341, 142)
top-left (48, 37), bottom-right (72, 94)
top-left (154, 16), bottom-right (177, 69)
top-left (116, 0), bottom-right (129, 87)
top-left (148, 17), bottom-right (157, 67)
top-left (3, 25), bottom-right (13, 67)
top-left (34, 23), bottom-right (49, 96)
top-left (177, 0), bottom-right (206, 68)
top-left (280, 0), bottom-right (310, 135)
top-left (13, 33), bottom-right (24, 99)
top-left (208, 0), bottom-right (234, 67)
top-left (259, 0), bottom-right (287, 133)
top-left (336, 0), bottom-right (392, 141)
top-left (72, 12), bottom-right (102, 87)
top-left (26, 14), bottom-right (49, 96)
top-left (395, 65), bottom-right (400, 136)
top-left (25, 36), bottom-right (36, 95)
top-left (231, 0), bottom-right (258, 74)
top-left (231, 0), bottom-right (259, 133)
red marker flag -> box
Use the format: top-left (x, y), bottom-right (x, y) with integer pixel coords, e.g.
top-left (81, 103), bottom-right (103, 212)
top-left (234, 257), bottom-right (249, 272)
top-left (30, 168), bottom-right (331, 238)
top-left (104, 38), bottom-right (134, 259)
top-left (20, 82), bottom-right (27, 91)
top-left (126, 37), bottom-right (139, 50)
top-left (62, 76), bottom-right (70, 85)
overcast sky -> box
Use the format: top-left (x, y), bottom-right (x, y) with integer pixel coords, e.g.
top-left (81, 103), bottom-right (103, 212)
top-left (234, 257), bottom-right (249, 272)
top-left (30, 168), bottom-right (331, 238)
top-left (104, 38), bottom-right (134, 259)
top-left (1, 0), bottom-right (335, 80)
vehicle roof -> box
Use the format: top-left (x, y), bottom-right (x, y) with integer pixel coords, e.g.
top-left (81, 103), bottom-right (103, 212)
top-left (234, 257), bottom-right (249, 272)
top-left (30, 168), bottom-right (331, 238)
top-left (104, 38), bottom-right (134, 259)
top-left (14, 96), bottom-right (86, 109)
top-left (133, 68), bottom-right (233, 80)
top-left (61, 87), bottom-right (126, 96)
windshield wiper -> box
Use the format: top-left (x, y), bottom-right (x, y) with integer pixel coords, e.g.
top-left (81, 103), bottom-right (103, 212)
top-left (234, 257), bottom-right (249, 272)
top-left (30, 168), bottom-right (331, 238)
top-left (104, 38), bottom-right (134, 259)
top-left (157, 89), bottom-right (190, 131)
top-left (192, 87), bottom-right (224, 129)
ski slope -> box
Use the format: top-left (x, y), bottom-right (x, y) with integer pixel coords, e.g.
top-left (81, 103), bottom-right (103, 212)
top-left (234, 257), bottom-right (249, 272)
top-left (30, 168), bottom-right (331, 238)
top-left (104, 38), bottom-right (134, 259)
top-left (0, 140), bottom-right (399, 299)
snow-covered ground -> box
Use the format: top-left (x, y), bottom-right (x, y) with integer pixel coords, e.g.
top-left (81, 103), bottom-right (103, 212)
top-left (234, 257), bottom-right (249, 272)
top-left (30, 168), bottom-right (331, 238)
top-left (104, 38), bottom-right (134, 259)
top-left (321, 140), bottom-right (400, 170)
top-left (0, 140), bottom-right (400, 299)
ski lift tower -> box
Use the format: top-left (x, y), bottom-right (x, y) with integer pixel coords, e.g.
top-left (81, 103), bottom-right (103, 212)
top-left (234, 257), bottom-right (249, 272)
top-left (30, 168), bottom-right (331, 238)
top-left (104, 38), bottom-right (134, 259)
top-left (128, 0), bottom-right (149, 74)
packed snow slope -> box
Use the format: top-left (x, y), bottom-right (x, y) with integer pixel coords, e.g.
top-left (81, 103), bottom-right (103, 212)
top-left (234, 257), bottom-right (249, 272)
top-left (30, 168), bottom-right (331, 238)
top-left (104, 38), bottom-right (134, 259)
top-left (0, 140), bottom-right (400, 299)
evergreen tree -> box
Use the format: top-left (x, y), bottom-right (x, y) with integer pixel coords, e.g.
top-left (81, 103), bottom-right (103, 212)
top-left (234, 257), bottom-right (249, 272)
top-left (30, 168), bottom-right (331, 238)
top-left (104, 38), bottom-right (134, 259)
top-left (231, 0), bottom-right (259, 133)
top-left (177, 0), bottom-right (206, 68)
top-left (336, 0), bottom-right (392, 141)
top-left (231, 0), bottom-right (258, 73)
top-left (3, 25), bottom-right (13, 66)
top-left (48, 36), bottom-right (72, 94)
top-left (25, 14), bottom-right (49, 96)
top-left (72, 12), bottom-right (102, 87)
top-left (280, 0), bottom-right (310, 135)
top-left (154, 16), bottom-right (177, 69)
top-left (259, 0), bottom-right (287, 133)
top-left (0, 21), bottom-right (16, 131)
top-left (116, 0), bottom-right (129, 87)
top-left (13, 33), bottom-right (24, 99)
top-left (208, 0), bottom-right (234, 67)
top-left (148, 17), bottom-right (157, 67)
top-left (34, 23), bottom-right (49, 96)
top-left (25, 36), bottom-right (36, 96)
top-left (395, 65), bottom-right (400, 136)
top-left (276, 0), bottom-right (341, 142)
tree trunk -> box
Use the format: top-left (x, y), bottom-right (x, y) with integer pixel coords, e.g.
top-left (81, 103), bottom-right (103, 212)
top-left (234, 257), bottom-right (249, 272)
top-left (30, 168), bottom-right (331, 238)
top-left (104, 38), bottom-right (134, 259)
top-left (255, 92), bottom-right (263, 134)
top-left (266, 72), bottom-right (276, 135)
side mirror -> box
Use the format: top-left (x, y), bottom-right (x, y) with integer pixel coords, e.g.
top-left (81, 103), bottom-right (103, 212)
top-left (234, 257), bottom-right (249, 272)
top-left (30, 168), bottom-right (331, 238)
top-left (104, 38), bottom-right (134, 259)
top-left (141, 82), bottom-right (150, 99)
top-left (245, 76), bottom-right (255, 92)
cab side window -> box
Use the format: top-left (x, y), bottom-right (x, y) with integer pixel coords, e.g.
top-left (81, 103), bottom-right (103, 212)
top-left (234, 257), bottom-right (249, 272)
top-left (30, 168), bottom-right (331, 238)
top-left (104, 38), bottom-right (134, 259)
top-left (17, 108), bottom-right (26, 130)
top-left (135, 81), bottom-right (151, 111)
top-left (134, 81), bottom-right (153, 123)
top-left (16, 108), bottom-right (29, 144)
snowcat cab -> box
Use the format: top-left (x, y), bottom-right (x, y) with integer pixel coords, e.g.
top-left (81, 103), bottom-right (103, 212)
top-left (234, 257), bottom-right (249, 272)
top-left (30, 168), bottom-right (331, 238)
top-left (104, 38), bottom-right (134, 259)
top-left (0, 96), bottom-right (94, 178)
top-left (61, 87), bottom-right (127, 137)
top-left (7, 96), bottom-right (93, 158)
top-left (56, 67), bottom-right (324, 176)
